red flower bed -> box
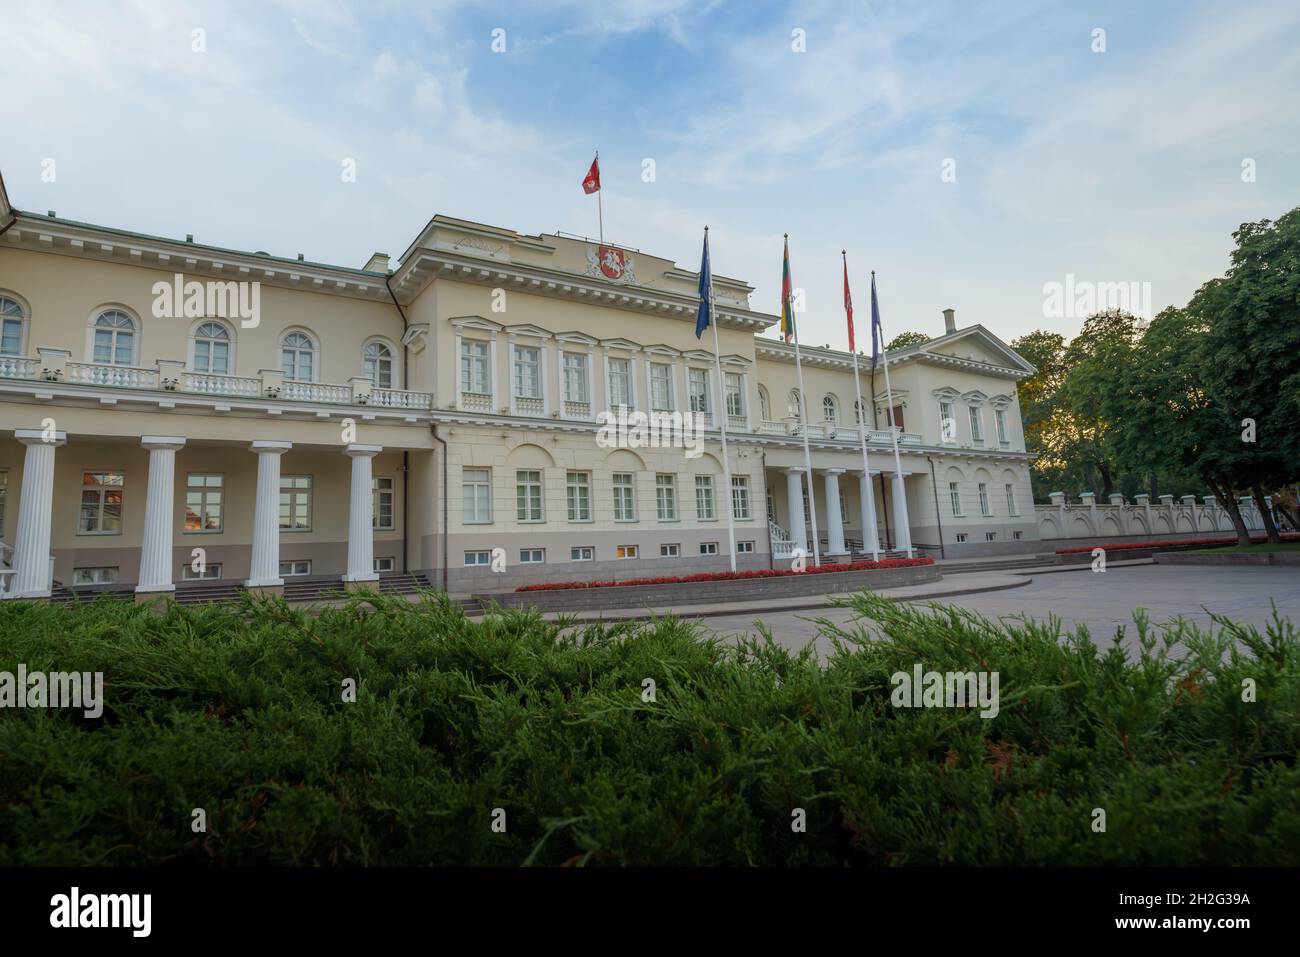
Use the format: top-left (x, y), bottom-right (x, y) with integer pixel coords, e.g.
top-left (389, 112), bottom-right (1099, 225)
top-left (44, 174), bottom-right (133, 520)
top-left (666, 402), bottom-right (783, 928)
top-left (514, 556), bottom-right (935, 592)
top-left (1056, 532), bottom-right (1299, 555)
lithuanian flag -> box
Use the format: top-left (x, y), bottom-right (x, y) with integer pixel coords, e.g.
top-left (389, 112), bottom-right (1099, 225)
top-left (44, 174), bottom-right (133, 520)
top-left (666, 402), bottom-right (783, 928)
top-left (780, 235), bottom-right (796, 343)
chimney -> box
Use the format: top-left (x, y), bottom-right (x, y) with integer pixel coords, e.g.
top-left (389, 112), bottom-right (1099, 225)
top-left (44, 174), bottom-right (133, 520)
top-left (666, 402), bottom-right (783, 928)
top-left (364, 252), bottom-right (390, 273)
top-left (942, 308), bottom-right (956, 334)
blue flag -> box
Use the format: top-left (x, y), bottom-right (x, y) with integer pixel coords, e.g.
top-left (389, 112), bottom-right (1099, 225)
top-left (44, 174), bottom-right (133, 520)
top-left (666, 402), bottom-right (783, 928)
top-left (695, 229), bottom-right (712, 339)
top-left (870, 271), bottom-right (882, 369)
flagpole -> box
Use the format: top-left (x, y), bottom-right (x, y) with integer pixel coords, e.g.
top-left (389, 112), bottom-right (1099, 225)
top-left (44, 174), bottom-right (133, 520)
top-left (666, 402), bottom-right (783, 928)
top-left (704, 229), bottom-right (738, 572)
top-left (846, 252), bottom-right (880, 561)
top-left (595, 150), bottom-right (604, 245)
top-left (874, 270), bottom-right (913, 558)
top-left (787, 235), bottom-right (821, 567)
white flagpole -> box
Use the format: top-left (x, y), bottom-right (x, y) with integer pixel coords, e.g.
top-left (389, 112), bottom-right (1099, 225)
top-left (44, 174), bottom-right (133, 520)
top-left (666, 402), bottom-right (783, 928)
top-left (874, 270), bottom-right (913, 558)
top-left (595, 150), bottom-right (604, 245)
top-left (788, 236), bottom-right (821, 566)
top-left (846, 252), bottom-right (880, 561)
top-left (704, 229), bottom-right (738, 572)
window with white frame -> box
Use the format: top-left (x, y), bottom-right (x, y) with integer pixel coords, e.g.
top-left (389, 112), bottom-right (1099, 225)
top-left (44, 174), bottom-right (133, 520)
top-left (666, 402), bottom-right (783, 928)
top-left (699, 542), bottom-right (719, 555)
top-left (688, 368), bottom-right (709, 413)
top-left (656, 474), bottom-right (677, 520)
top-left (570, 546), bottom-right (594, 561)
top-left (512, 344), bottom-right (541, 399)
top-left (193, 321), bottom-right (231, 374)
top-left (731, 476), bottom-right (751, 520)
top-left (695, 475), bottom-right (715, 520)
top-left (280, 559), bottom-right (312, 577)
top-left (822, 394), bottom-right (839, 424)
top-left (363, 340), bottom-right (395, 389)
top-left (519, 548), bottom-right (545, 564)
top-left (939, 401), bottom-right (957, 442)
top-left (949, 481), bottom-right (963, 517)
top-left (0, 296), bottom-right (26, 355)
top-left (758, 386), bottom-right (771, 421)
top-left (562, 351), bottom-right (589, 402)
top-left (373, 557), bottom-right (396, 573)
top-left (280, 476), bottom-right (312, 531)
top-left (854, 399), bottom-right (866, 425)
top-left (1013, 530), bottom-right (1023, 541)
top-left (660, 543), bottom-right (680, 557)
top-left (985, 531), bottom-right (997, 542)
top-left (1005, 483), bottom-right (1018, 516)
top-left (616, 544), bottom-right (638, 559)
top-left (788, 389), bottom-right (802, 417)
top-left (460, 339), bottom-right (491, 395)
top-left (463, 468), bottom-right (492, 523)
top-left (79, 470), bottom-right (124, 534)
top-left (995, 408), bottom-right (1010, 445)
top-left (464, 551), bottom-right (491, 566)
top-left (737, 541), bottom-right (755, 553)
top-left (92, 310), bottom-right (136, 366)
top-left (567, 471), bottom-right (591, 521)
top-left (978, 482), bottom-right (992, 517)
top-left (184, 473), bottom-right (223, 532)
top-left (516, 470), bottom-right (543, 522)
top-left (955, 533), bottom-right (968, 544)
top-left (612, 472), bottom-right (636, 521)
top-left (725, 372), bottom-right (744, 417)
top-left (73, 567), bottom-right (118, 585)
top-left (0, 470), bottom-right (7, 538)
top-left (281, 331), bottom-right (316, 382)
top-left (968, 405), bottom-right (984, 443)
top-left (373, 476), bottom-right (394, 530)
top-left (649, 363), bottom-right (673, 411)
top-left (183, 562), bottom-right (222, 581)
top-left (608, 356), bottom-right (632, 408)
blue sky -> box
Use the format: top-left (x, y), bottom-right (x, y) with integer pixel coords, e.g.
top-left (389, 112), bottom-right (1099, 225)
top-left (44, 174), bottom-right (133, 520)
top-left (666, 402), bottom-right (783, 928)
top-left (2, 0), bottom-right (1298, 348)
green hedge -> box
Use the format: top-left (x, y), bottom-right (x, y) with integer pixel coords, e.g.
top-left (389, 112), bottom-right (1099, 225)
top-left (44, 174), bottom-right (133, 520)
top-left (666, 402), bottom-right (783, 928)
top-left (0, 592), bottom-right (1296, 865)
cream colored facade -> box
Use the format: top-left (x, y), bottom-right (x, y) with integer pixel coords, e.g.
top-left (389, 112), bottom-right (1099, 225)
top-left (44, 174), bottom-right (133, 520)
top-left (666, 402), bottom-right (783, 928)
top-left (0, 170), bottom-right (1038, 598)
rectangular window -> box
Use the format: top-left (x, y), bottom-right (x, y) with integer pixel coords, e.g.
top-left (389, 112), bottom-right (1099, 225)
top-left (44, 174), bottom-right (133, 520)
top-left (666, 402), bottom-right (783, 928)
top-left (280, 475), bottom-right (312, 531)
top-left (464, 550), bottom-right (491, 566)
top-left (612, 472), bottom-right (636, 521)
top-left (699, 542), bottom-right (719, 556)
top-left (978, 482), bottom-right (991, 517)
top-left (73, 567), bottom-right (118, 585)
top-left (737, 541), bottom-right (754, 553)
top-left (182, 562), bottom-right (222, 581)
top-left (940, 401), bottom-right (957, 442)
top-left (570, 546), bottom-right (594, 562)
top-left (373, 557), bottom-right (395, 572)
top-left (968, 406), bottom-right (983, 443)
top-left (660, 543), bottom-right (680, 557)
top-left (985, 531), bottom-right (997, 542)
top-left (372, 476), bottom-right (394, 530)
top-left (79, 470), bottom-right (124, 534)
top-left (519, 548), bottom-right (545, 564)
top-left (616, 545), bottom-right (638, 559)
top-left (279, 560), bottom-right (311, 577)
top-left (567, 471), bottom-right (591, 521)
top-left (1005, 483), bottom-right (1018, 516)
top-left (656, 474), bottom-right (677, 521)
top-left (725, 372), bottom-right (744, 417)
top-left (608, 357), bottom-right (632, 409)
top-left (688, 368), bottom-right (709, 413)
top-left (731, 476), bottom-right (751, 520)
top-left (955, 533), bottom-right (968, 544)
top-left (649, 362), bottom-right (673, 411)
top-left (995, 408), bottom-right (1010, 444)
top-left (516, 470), bottom-right (543, 522)
top-left (512, 344), bottom-right (541, 399)
top-left (695, 475), bottom-right (715, 520)
top-left (1013, 530), bottom-right (1023, 541)
top-left (463, 468), bottom-right (492, 523)
top-left (562, 351), bottom-right (589, 402)
top-left (889, 405), bottom-right (905, 432)
top-left (949, 481), bottom-right (963, 517)
top-left (0, 317), bottom-right (22, 355)
top-left (459, 339), bottom-right (491, 394)
top-left (184, 473), bottom-right (224, 532)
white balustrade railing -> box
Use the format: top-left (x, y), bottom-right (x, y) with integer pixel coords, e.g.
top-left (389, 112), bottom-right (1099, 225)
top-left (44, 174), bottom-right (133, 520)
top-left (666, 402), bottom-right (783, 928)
top-left (459, 391), bottom-right (493, 413)
top-left (368, 388), bottom-right (432, 410)
top-left (563, 399), bottom-right (592, 420)
top-left (0, 355), bottom-right (40, 380)
top-left (66, 362), bottom-right (159, 389)
top-left (183, 372), bottom-right (262, 397)
top-left (515, 396), bottom-right (545, 416)
top-left (280, 380), bottom-right (352, 404)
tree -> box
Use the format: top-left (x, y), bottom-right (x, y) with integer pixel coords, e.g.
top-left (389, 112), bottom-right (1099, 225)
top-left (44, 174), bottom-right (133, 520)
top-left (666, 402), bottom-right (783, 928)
top-left (886, 331), bottom-right (929, 350)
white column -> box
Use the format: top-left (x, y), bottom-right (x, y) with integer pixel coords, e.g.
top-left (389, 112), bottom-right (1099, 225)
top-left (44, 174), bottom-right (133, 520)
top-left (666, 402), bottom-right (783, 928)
top-left (890, 471), bottom-right (912, 554)
top-left (856, 469), bottom-right (881, 558)
top-left (823, 469), bottom-right (847, 556)
top-left (246, 440), bottom-right (291, 588)
top-left (136, 436), bottom-right (185, 594)
top-left (343, 444), bottom-right (382, 583)
top-left (9, 428), bottom-right (66, 599)
top-left (784, 468), bottom-right (806, 551)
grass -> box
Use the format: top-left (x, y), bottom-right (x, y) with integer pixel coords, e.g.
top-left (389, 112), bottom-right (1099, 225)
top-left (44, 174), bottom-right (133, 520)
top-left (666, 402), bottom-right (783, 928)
top-left (0, 590), bottom-right (1297, 866)
top-left (1201, 541), bottom-right (1300, 554)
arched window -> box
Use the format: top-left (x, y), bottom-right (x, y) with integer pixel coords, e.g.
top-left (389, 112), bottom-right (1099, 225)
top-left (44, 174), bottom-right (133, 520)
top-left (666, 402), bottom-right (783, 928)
top-left (93, 310), bottom-right (137, 366)
top-left (822, 394), bottom-right (839, 424)
top-left (363, 340), bottom-right (395, 389)
top-left (788, 388), bottom-right (802, 418)
top-left (281, 331), bottom-right (317, 382)
top-left (757, 385), bottom-right (771, 421)
top-left (193, 321), bottom-right (232, 374)
top-left (0, 295), bottom-right (26, 355)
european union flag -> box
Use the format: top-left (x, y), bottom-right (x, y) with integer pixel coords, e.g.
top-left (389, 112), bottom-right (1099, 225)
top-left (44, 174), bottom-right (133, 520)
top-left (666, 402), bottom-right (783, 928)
top-left (695, 228), bottom-right (712, 339)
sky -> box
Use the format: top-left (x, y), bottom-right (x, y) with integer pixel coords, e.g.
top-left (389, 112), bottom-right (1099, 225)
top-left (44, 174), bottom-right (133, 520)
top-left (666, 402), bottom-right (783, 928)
top-left (2, 0), bottom-right (1298, 350)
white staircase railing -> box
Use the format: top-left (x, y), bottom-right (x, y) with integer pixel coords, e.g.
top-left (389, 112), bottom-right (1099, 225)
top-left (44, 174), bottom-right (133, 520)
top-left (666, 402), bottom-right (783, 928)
top-left (770, 521), bottom-right (796, 559)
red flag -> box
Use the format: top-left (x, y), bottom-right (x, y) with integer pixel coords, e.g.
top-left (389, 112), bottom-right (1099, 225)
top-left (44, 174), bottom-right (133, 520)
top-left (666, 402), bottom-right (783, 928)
top-left (843, 254), bottom-right (855, 351)
top-left (582, 154), bottom-right (601, 194)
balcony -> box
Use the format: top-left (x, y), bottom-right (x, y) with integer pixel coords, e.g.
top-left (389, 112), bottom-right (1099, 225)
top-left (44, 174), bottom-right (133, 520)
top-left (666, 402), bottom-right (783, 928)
top-left (0, 350), bottom-right (433, 411)
top-left (759, 419), bottom-right (923, 445)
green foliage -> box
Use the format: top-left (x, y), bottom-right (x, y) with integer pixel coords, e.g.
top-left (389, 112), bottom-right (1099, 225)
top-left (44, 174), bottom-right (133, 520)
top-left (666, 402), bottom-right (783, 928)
top-left (886, 331), bottom-right (929, 351)
top-left (1, 592), bottom-right (1297, 866)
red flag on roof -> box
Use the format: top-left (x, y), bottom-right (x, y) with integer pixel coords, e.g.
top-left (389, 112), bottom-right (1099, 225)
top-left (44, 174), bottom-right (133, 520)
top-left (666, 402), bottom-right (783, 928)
top-left (843, 253), bottom-right (855, 352)
top-left (582, 154), bottom-right (601, 194)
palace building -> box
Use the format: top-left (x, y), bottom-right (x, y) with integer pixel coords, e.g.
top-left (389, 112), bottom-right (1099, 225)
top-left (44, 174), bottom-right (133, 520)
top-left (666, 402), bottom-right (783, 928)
top-left (0, 169), bottom-right (1039, 599)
